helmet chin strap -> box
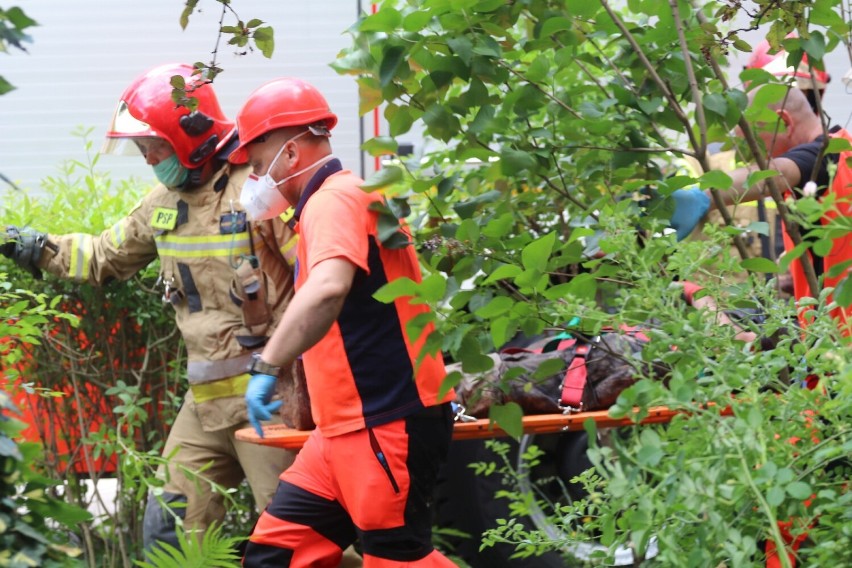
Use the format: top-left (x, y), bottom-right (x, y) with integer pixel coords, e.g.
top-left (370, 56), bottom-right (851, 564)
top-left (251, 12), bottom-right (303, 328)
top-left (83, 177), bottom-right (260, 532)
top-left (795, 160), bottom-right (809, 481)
top-left (177, 132), bottom-right (241, 192)
top-left (176, 161), bottom-right (214, 192)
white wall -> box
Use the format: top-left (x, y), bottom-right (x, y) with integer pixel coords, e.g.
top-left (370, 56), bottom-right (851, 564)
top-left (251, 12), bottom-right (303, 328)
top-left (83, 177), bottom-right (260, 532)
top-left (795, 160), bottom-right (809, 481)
top-left (1, 2), bottom-right (850, 197)
top-left (0, 0), bottom-right (369, 194)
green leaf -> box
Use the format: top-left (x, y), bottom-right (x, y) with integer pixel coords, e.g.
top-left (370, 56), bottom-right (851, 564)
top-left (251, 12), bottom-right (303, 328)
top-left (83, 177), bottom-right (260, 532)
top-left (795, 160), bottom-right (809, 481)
top-left (473, 296), bottom-right (514, 319)
top-left (525, 55), bottom-right (551, 83)
top-left (500, 148), bottom-right (538, 175)
top-left (834, 276), bottom-right (852, 307)
top-left (745, 221), bottom-right (770, 236)
top-left (474, 0), bottom-right (506, 12)
top-left (179, 0), bottom-right (199, 28)
top-left (361, 165), bottom-right (404, 191)
top-left (702, 93), bottom-right (727, 117)
top-left (403, 11), bottom-right (432, 32)
top-left (540, 17), bottom-right (572, 38)
top-left (0, 76), bottom-right (14, 96)
top-left (482, 264), bottom-right (523, 285)
top-left (490, 316), bottom-right (516, 348)
top-left (490, 402), bottom-right (524, 440)
top-left (373, 277), bottom-right (418, 303)
top-left (418, 273), bottom-right (447, 304)
top-left (827, 260), bottom-right (852, 279)
top-left (699, 170), bottom-right (732, 190)
top-left (362, 136), bottom-right (399, 156)
top-left (800, 31), bottom-right (826, 61)
top-left (748, 84), bottom-right (788, 113)
top-left (380, 46), bottom-right (406, 88)
top-left (732, 37), bottom-right (753, 53)
top-left (422, 103), bottom-right (460, 142)
top-left (637, 445), bottom-right (664, 467)
top-left (741, 257), bottom-right (780, 273)
top-left (786, 481), bottom-right (812, 500)
top-left (811, 1), bottom-right (846, 27)
top-left (813, 238), bottom-right (833, 257)
top-left (252, 27), bottom-right (275, 58)
top-left (6, 6), bottom-right (38, 29)
top-left (779, 242), bottom-right (807, 271)
top-left (447, 37), bottom-right (474, 65)
top-left (543, 272), bottom-right (597, 301)
top-left (521, 232), bottom-right (557, 273)
top-left (767, 485), bottom-right (785, 507)
top-left (359, 7), bottom-right (403, 32)
top-left (825, 137), bottom-right (852, 154)
top-left (745, 169), bottom-right (779, 188)
top-left (567, 2), bottom-right (601, 18)
top-left (481, 213), bottom-right (514, 239)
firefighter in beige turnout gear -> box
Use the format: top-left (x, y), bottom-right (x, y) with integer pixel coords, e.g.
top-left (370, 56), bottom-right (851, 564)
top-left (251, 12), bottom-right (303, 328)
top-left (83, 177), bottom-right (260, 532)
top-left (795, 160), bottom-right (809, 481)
top-left (2, 63), bottom-right (299, 553)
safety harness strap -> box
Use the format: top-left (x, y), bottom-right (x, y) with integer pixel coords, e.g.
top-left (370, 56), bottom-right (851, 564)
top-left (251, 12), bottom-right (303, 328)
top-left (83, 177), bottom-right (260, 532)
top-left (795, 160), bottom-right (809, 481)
top-left (560, 344), bottom-right (589, 411)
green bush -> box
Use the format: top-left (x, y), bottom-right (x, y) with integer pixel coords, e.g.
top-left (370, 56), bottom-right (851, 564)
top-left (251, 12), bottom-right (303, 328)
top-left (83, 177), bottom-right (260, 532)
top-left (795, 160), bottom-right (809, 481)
top-left (1, 275), bottom-right (89, 566)
top-left (336, 1), bottom-right (852, 565)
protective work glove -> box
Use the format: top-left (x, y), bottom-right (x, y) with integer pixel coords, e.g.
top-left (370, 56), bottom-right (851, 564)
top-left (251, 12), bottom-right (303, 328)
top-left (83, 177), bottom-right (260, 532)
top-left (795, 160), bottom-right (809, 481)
top-left (1, 225), bottom-right (48, 279)
top-left (245, 373), bottom-right (282, 438)
top-left (669, 188), bottom-right (711, 241)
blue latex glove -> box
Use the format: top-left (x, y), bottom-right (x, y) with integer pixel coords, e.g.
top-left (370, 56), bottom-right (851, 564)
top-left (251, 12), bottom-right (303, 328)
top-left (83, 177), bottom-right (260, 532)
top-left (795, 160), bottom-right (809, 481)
top-left (245, 373), bottom-right (282, 438)
top-left (670, 187), bottom-right (711, 241)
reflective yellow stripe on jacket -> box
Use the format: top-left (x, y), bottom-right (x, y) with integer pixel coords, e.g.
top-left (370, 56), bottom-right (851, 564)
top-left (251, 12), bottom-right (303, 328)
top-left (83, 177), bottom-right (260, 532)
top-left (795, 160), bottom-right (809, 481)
top-left (280, 234), bottom-right (298, 266)
top-left (69, 233), bottom-right (93, 281)
top-left (189, 373), bottom-right (251, 403)
top-left (154, 232), bottom-right (258, 258)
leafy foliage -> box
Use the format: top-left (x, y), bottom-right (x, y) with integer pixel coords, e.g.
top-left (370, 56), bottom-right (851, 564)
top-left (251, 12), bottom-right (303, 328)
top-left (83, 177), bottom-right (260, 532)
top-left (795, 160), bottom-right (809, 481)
top-left (134, 523), bottom-right (243, 568)
top-left (330, 0), bottom-right (852, 565)
top-left (1, 278), bottom-right (89, 567)
top-left (0, 5), bottom-right (37, 95)
top-left (174, 0), bottom-right (275, 107)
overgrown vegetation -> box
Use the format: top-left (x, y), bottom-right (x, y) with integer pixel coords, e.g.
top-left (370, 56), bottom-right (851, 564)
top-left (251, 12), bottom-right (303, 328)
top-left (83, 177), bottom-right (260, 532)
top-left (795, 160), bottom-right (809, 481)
top-left (330, 0), bottom-right (852, 565)
top-left (3, 0), bottom-right (851, 566)
top-left (0, 280), bottom-right (88, 567)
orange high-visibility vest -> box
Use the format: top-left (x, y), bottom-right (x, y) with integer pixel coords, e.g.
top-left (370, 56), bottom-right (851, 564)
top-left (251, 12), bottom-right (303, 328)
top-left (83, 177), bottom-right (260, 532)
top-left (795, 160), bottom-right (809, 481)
top-left (782, 129), bottom-right (852, 335)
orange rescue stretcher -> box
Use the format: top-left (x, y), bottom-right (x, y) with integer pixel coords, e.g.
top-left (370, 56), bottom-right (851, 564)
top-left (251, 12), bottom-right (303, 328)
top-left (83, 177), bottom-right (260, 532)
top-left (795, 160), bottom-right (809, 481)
top-left (234, 405), bottom-right (685, 450)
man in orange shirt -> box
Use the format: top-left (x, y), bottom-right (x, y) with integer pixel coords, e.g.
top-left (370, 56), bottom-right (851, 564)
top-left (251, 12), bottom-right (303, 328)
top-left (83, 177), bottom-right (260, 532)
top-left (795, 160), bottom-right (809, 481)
top-left (231, 78), bottom-right (457, 567)
top-left (682, 86), bottom-right (851, 335)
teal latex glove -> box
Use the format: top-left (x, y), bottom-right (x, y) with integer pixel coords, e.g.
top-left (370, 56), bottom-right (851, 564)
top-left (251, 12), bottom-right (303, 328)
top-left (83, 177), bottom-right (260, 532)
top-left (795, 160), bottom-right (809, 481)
top-left (245, 373), bottom-right (282, 438)
top-left (670, 188), bottom-right (710, 241)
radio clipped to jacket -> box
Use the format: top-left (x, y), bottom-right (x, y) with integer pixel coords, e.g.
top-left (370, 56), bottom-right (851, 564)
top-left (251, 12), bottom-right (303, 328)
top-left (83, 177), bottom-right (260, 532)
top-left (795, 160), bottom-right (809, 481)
top-left (231, 255), bottom-right (273, 337)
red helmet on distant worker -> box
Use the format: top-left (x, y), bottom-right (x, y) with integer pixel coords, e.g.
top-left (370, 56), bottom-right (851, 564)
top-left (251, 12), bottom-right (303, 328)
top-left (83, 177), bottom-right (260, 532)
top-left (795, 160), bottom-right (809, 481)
top-left (746, 34), bottom-right (831, 91)
top-left (102, 63), bottom-right (236, 168)
top-left (230, 77), bottom-right (338, 164)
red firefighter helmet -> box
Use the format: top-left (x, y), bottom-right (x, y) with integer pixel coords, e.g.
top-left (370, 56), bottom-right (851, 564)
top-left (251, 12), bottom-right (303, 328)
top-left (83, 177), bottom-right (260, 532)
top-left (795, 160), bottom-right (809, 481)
top-left (102, 63), bottom-right (236, 168)
top-left (230, 77), bottom-right (338, 164)
top-left (746, 35), bottom-right (831, 91)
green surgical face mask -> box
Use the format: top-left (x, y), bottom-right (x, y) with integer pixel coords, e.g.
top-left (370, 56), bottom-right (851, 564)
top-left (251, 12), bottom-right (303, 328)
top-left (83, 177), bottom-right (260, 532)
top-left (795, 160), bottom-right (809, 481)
top-left (152, 154), bottom-right (190, 189)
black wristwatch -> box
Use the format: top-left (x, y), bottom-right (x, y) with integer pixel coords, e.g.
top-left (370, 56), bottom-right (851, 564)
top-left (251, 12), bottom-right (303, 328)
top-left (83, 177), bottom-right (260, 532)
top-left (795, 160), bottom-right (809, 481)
top-left (247, 353), bottom-right (281, 376)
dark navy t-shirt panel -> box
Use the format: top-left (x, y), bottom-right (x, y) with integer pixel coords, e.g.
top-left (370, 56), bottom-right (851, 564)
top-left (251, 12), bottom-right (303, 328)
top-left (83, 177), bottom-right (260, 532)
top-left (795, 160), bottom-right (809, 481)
top-left (337, 235), bottom-right (421, 426)
top-left (782, 130), bottom-right (841, 198)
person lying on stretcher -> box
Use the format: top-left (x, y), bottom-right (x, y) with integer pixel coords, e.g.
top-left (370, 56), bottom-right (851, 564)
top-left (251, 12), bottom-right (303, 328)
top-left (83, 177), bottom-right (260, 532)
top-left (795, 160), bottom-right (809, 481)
top-left (451, 280), bottom-right (780, 419)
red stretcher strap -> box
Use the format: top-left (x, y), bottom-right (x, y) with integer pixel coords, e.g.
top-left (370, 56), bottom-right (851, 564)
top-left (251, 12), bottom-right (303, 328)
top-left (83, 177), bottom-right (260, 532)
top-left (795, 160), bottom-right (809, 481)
top-left (234, 406), bottom-right (687, 450)
top-left (560, 345), bottom-right (589, 409)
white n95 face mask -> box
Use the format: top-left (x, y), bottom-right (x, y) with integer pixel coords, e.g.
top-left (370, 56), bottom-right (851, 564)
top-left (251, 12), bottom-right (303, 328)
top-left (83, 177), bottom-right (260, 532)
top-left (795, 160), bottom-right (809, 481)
top-left (240, 173), bottom-right (290, 221)
top-left (240, 139), bottom-right (335, 220)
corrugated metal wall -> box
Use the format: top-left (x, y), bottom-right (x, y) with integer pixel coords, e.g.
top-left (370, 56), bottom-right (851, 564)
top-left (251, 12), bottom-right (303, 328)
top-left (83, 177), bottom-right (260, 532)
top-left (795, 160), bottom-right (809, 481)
top-left (1, 3), bottom-right (850, 196)
top-left (1, 0), bottom-right (368, 194)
